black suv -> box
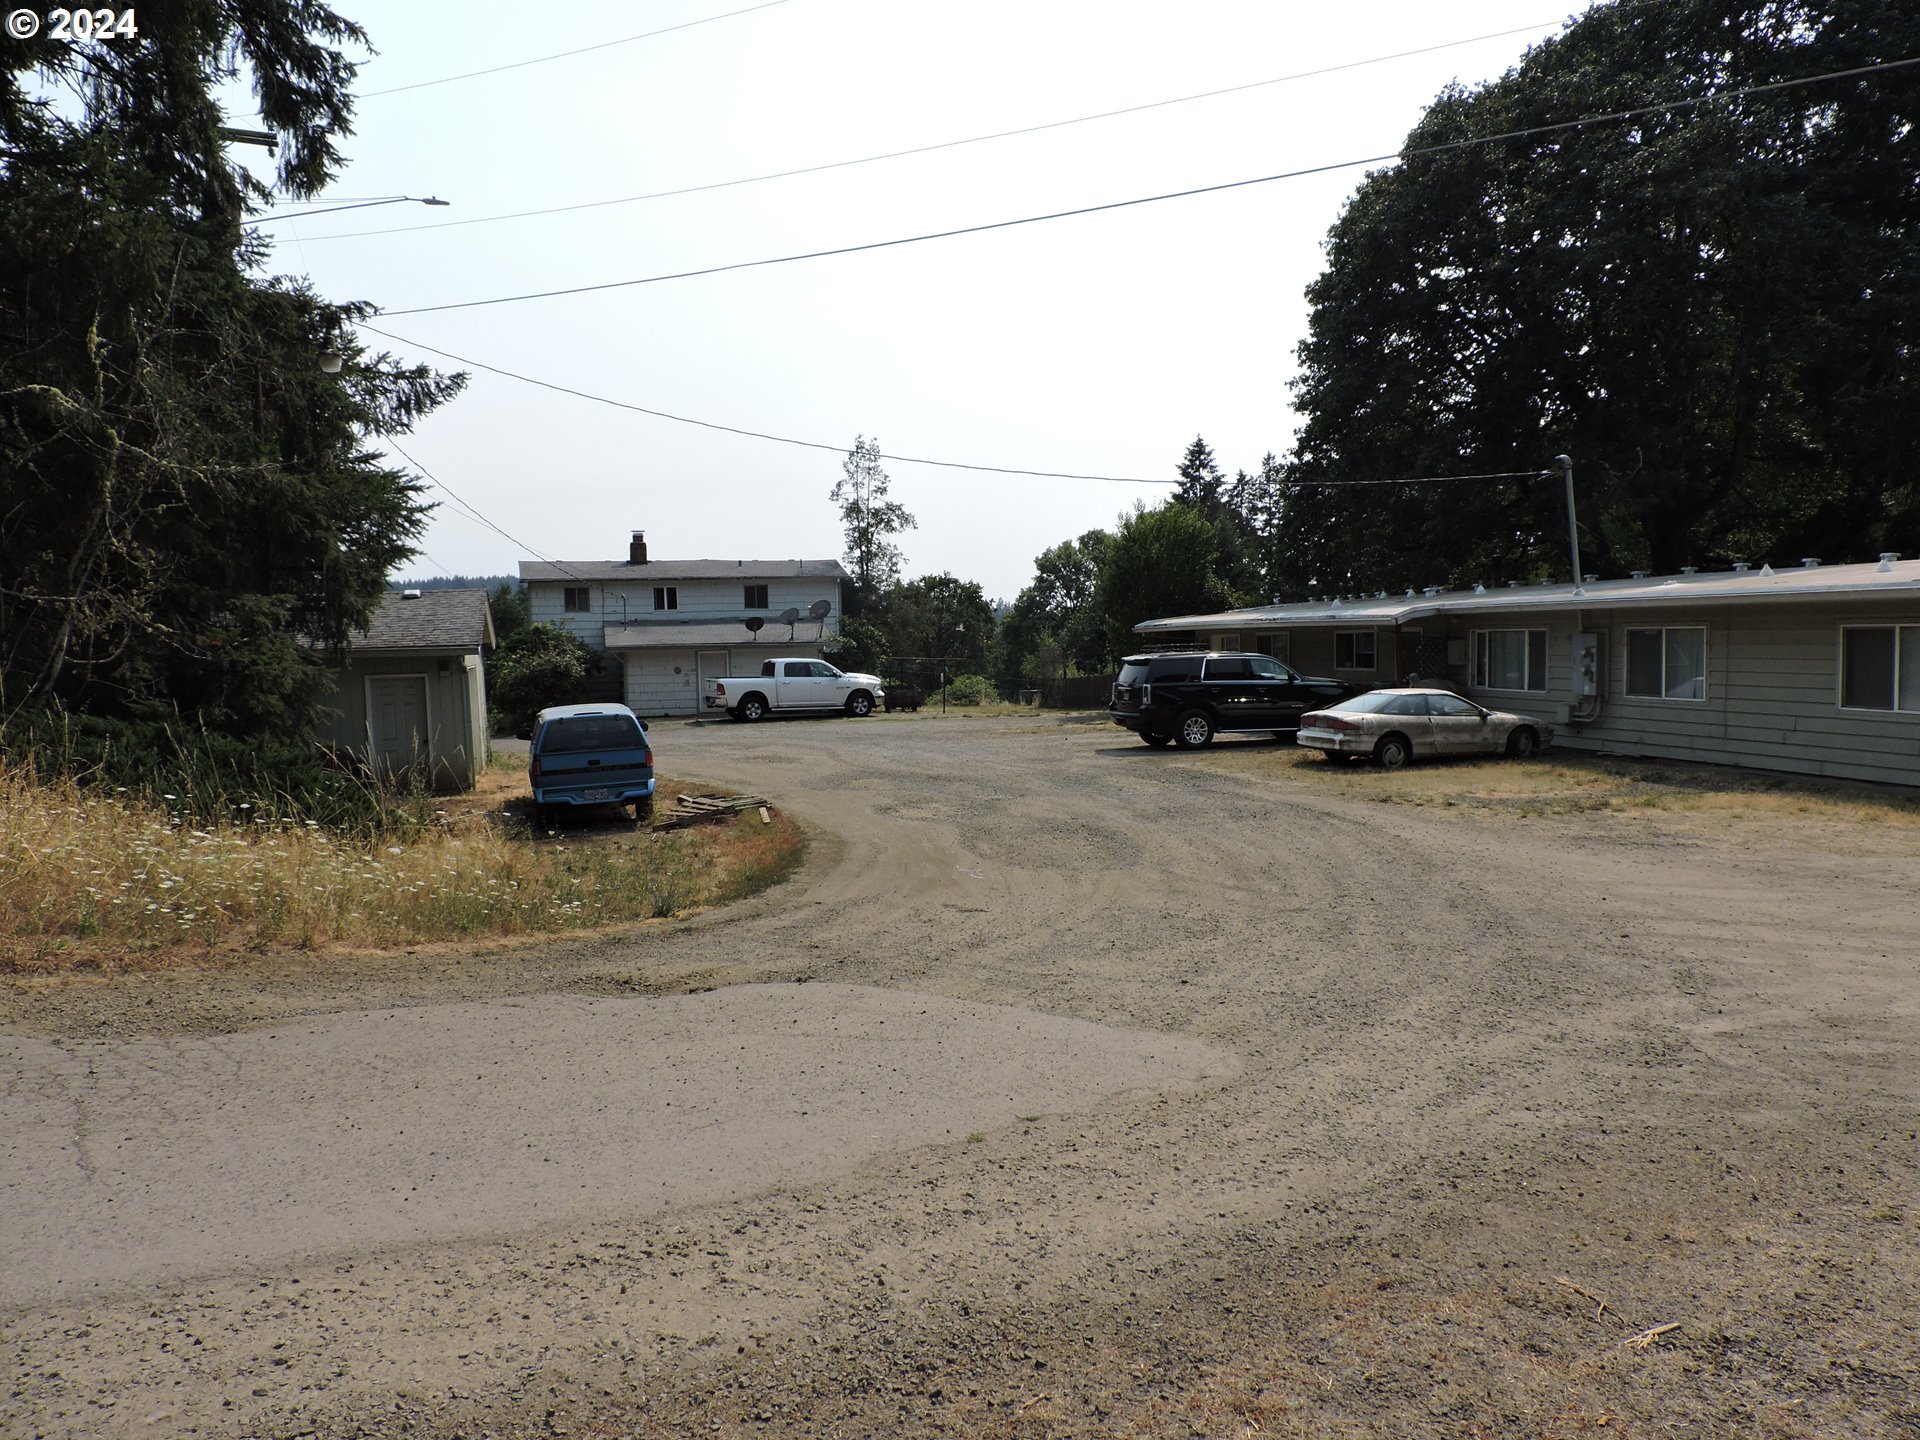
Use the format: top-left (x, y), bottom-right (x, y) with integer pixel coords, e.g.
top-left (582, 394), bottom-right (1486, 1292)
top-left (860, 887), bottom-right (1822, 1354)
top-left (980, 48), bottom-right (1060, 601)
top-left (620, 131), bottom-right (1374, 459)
top-left (1110, 651), bottom-right (1362, 749)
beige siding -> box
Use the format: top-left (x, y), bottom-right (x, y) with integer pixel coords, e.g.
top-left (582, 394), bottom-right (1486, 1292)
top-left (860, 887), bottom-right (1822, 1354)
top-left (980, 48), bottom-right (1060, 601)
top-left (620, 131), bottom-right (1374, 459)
top-left (1446, 603), bottom-right (1920, 787)
top-left (317, 654), bottom-right (487, 791)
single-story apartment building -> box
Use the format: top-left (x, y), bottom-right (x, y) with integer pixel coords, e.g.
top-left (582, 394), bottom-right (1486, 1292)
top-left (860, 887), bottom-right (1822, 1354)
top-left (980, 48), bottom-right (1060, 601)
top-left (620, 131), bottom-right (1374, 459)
top-left (1133, 555), bottom-right (1920, 787)
top-left (317, 587), bottom-right (495, 791)
top-left (520, 531), bottom-right (850, 716)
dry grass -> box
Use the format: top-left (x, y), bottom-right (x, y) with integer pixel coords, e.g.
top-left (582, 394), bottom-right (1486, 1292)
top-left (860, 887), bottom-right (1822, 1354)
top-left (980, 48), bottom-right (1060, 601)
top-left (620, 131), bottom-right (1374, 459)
top-left (0, 757), bottom-right (803, 972)
top-left (1208, 744), bottom-right (1920, 827)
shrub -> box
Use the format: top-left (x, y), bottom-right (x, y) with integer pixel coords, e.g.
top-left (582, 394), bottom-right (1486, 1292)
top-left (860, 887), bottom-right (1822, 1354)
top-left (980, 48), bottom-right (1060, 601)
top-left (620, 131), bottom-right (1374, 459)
top-left (0, 707), bottom-right (421, 834)
top-left (934, 673), bottom-right (992, 705)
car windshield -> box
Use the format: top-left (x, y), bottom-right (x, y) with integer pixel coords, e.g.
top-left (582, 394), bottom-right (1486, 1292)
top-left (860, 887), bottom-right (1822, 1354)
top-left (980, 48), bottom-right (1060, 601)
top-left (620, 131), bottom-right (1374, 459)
top-left (540, 715), bottom-right (644, 752)
top-left (1330, 692), bottom-right (1413, 714)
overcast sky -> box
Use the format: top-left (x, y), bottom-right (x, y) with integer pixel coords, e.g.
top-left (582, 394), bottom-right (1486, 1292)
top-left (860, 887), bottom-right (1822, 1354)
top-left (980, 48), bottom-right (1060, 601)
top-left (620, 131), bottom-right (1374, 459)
top-left (241, 0), bottom-right (1594, 600)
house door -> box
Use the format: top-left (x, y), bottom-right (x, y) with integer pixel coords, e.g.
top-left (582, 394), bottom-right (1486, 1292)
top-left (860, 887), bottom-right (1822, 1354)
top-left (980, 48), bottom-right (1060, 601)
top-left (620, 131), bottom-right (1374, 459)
top-left (696, 650), bottom-right (732, 694)
top-left (367, 675), bottom-right (430, 781)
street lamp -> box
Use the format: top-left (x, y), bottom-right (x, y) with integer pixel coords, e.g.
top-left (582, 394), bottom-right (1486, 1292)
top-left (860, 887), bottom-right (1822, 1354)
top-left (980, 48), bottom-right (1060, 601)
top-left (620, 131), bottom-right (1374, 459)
top-left (244, 195), bottom-right (451, 228)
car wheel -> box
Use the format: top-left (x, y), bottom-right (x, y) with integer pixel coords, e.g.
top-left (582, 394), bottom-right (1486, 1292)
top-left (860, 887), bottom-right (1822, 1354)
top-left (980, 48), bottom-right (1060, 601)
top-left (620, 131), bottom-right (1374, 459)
top-left (846, 691), bottom-right (874, 718)
top-left (738, 694), bottom-right (769, 722)
top-left (1506, 726), bottom-right (1539, 759)
top-left (1373, 733), bottom-right (1413, 770)
top-left (1141, 731), bottom-right (1174, 748)
top-left (534, 805), bottom-right (554, 832)
top-left (1173, 710), bottom-right (1215, 749)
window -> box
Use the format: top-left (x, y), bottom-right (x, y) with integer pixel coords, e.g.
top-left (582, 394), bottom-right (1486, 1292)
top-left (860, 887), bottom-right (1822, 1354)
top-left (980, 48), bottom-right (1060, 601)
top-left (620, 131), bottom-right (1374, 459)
top-left (1254, 633), bottom-right (1291, 662)
top-left (1427, 693), bottom-right (1482, 717)
top-left (653, 586), bottom-right (678, 611)
top-left (1209, 632), bottom-right (1240, 651)
top-left (1625, 627), bottom-right (1706, 700)
top-left (1248, 656), bottom-right (1293, 681)
top-left (1144, 656), bottom-right (1199, 683)
top-left (1471, 629), bottom-right (1547, 692)
top-left (1840, 626), bottom-right (1920, 712)
top-left (1334, 630), bottom-right (1377, 670)
top-left (563, 587), bottom-right (591, 613)
top-left (1203, 657), bottom-right (1252, 680)
top-left (744, 584), bottom-right (769, 610)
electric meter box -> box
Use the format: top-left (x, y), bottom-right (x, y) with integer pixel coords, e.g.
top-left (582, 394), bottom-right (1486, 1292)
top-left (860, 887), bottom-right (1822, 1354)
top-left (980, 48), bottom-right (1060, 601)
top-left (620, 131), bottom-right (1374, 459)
top-left (1572, 632), bottom-right (1605, 698)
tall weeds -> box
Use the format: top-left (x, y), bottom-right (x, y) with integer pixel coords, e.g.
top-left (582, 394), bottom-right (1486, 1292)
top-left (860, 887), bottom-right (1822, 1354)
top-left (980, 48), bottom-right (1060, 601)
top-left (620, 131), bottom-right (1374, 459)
top-left (0, 763), bottom-right (802, 971)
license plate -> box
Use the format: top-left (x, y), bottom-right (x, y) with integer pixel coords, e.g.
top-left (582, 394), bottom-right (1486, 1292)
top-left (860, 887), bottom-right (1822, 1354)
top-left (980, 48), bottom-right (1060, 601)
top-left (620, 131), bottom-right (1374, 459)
top-left (581, 788), bottom-right (611, 802)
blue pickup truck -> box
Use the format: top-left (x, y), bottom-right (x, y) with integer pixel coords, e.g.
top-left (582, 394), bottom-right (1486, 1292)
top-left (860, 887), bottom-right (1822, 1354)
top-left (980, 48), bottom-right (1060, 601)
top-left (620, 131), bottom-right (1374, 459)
top-left (524, 702), bottom-right (655, 829)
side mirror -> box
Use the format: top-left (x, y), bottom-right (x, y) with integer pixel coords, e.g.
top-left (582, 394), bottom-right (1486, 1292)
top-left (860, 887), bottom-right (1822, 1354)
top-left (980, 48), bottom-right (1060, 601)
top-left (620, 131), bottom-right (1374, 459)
top-left (638, 720), bottom-right (648, 731)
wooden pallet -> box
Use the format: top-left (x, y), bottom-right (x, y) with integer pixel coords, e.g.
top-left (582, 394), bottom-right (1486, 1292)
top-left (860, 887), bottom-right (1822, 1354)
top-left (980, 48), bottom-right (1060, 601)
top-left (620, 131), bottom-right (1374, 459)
top-left (654, 793), bottom-right (774, 830)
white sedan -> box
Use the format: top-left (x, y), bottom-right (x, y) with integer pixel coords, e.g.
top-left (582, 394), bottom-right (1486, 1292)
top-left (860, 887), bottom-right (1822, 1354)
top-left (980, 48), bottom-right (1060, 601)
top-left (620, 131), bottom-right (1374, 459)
top-left (1297, 688), bottom-right (1553, 769)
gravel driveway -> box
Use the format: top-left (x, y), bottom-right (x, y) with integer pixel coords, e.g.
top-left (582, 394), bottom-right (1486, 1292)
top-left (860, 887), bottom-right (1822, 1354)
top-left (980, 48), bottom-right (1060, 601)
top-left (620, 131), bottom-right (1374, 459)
top-left (3, 713), bottom-right (1916, 1438)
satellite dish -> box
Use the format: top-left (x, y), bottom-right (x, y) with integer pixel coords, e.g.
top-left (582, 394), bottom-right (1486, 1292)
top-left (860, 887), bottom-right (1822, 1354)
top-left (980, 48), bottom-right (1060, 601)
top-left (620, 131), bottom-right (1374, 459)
top-left (743, 616), bottom-right (764, 634)
top-left (777, 607), bottom-right (800, 625)
top-left (807, 598), bottom-right (832, 620)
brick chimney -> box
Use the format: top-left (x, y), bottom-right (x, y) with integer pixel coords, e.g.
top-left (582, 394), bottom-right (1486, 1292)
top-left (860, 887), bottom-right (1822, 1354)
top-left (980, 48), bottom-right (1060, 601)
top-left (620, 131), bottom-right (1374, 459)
top-left (629, 530), bottom-right (648, 564)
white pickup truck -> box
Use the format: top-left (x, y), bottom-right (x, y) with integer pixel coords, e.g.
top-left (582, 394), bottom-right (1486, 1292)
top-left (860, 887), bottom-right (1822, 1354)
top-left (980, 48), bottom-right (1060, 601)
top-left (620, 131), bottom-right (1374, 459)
top-left (702, 658), bottom-right (885, 721)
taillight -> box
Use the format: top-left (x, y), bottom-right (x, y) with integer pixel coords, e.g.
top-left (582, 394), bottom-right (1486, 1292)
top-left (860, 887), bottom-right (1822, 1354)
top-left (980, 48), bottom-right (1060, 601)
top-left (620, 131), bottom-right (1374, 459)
top-left (714, 682), bottom-right (725, 696)
top-left (641, 751), bottom-right (652, 768)
top-left (530, 756), bottom-right (542, 779)
top-left (1141, 683), bottom-right (1152, 705)
top-left (1323, 715), bottom-right (1361, 732)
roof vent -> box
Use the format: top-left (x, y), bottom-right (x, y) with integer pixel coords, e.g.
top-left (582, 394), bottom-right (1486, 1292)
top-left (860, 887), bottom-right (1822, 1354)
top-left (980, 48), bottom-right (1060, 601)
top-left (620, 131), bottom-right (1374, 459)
top-left (1422, 585), bottom-right (1440, 597)
top-left (1760, 563), bottom-right (1775, 577)
top-left (1330, 597), bottom-right (1342, 609)
top-left (1879, 552), bottom-right (1902, 572)
top-left (1630, 570), bottom-right (1648, 580)
top-left (1680, 566), bottom-right (1697, 575)
top-left (1270, 595), bottom-right (1282, 606)
top-left (1584, 573), bottom-right (1598, 584)
top-left (1731, 562), bottom-right (1750, 573)
top-left (401, 588), bottom-right (422, 600)
top-left (1800, 557), bottom-right (1820, 568)
top-left (1376, 590), bottom-right (1387, 599)
top-left (1405, 588), bottom-right (1415, 597)
top-left (1472, 582), bottom-right (1486, 594)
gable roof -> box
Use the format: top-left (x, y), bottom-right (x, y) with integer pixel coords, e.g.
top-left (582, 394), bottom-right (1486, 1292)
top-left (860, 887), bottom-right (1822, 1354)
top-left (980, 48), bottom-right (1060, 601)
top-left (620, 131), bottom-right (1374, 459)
top-left (520, 558), bottom-right (848, 583)
top-left (1136, 557), bottom-right (1920, 635)
top-left (352, 589), bottom-right (496, 652)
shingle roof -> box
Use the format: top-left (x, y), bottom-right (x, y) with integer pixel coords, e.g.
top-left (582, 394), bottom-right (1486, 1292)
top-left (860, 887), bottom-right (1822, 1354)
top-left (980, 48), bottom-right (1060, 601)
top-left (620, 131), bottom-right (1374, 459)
top-left (520, 558), bottom-right (848, 583)
top-left (353, 589), bottom-right (496, 652)
top-left (602, 621), bottom-right (838, 650)
top-left (1137, 557), bottom-right (1920, 634)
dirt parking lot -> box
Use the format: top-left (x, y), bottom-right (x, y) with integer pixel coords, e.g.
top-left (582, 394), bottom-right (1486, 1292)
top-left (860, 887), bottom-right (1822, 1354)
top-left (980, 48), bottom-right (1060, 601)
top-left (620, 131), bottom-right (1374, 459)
top-left (4, 713), bottom-right (1917, 1438)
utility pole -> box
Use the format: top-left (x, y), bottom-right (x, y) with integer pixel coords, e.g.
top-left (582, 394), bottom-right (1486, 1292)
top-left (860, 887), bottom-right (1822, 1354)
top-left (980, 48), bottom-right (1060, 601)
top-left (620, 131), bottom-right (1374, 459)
top-left (1556, 454), bottom-right (1584, 596)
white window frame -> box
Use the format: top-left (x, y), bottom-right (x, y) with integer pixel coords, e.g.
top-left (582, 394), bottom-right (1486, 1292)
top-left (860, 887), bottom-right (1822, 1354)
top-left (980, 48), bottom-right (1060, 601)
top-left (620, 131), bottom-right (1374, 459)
top-left (1470, 628), bottom-right (1547, 694)
top-left (1623, 625), bottom-right (1707, 703)
top-left (1334, 629), bottom-right (1377, 671)
top-left (1837, 623), bottom-right (1920, 715)
top-left (653, 585), bottom-right (678, 612)
top-left (562, 586), bottom-right (591, 613)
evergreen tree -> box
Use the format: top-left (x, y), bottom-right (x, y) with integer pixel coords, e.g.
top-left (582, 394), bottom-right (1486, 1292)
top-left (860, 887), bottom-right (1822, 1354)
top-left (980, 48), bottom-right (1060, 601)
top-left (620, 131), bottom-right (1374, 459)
top-left (1, 4), bottom-right (465, 737)
top-left (830, 436), bottom-right (915, 614)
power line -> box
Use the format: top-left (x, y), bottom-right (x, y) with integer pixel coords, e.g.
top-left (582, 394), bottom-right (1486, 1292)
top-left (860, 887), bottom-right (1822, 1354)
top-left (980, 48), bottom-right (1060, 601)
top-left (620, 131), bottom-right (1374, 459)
top-left (377, 55), bottom-right (1920, 318)
top-left (302, 6), bottom-right (1654, 244)
top-left (364, 322), bottom-right (1561, 492)
top-left (364, 324), bottom-right (1177, 483)
top-left (359, 0), bottom-right (794, 98)
top-left (386, 436), bottom-right (589, 580)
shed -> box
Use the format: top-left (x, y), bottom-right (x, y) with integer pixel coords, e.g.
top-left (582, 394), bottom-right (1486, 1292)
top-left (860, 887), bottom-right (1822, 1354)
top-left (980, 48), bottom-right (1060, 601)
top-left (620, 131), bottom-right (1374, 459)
top-left (317, 589), bottom-right (495, 791)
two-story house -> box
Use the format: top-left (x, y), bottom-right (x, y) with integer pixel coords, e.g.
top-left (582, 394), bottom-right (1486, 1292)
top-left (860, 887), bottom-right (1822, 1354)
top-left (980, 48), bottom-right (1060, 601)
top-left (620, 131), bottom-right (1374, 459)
top-left (519, 531), bottom-right (849, 716)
